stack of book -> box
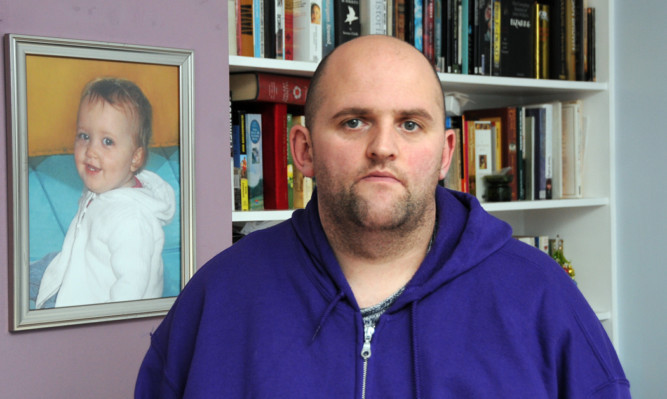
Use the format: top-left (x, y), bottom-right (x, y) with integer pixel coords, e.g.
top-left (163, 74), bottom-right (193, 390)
top-left (229, 0), bottom-right (596, 81)
top-left (443, 100), bottom-right (586, 202)
top-left (230, 71), bottom-right (314, 211)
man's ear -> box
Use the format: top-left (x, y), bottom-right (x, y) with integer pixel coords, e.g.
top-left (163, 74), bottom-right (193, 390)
top-left (439, 129), bottom-right (457, 181)
top-left (131, 146), bottom-right (145, 173)
top-left (291, 123), bottom-right (315, 177)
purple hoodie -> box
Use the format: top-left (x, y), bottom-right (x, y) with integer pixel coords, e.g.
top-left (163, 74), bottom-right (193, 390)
top-left (135, 187), bottom-right (630, 398)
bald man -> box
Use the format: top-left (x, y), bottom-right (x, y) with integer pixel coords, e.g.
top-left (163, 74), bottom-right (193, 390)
top-left (136, 36), bottom-right (630, 398)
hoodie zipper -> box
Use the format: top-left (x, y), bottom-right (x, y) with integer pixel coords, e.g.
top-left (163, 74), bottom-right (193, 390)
top-left (360, 324), bottom-right (375, 399)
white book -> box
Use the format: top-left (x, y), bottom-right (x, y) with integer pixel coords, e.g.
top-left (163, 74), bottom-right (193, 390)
top-left (275, 0), bottom-right (285, 59)
top-left (361, 0), bottom-right (387, 35)
top-left (228, 0), bottom-right (237, 55)
top-left (474, 121), bottom-right (493, 202)
top-left (551, 101), bottom-right (563, 199)
top-left (561, 100), bottom-right (584, 198)
top-left (293, 0), bottom-right (323, 62)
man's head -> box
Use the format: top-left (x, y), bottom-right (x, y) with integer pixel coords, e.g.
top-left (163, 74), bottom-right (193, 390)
top-left (74, 78), bottom-right (153, 193)
top-left (291, 35), bottom-right (456, 234)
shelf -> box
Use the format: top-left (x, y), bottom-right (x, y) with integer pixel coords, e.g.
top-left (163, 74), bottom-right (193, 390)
top-left (483, 197), bottom-right (609, 212)
top-left (229, 56), bottom-right (608, 97)
top-left (232, 197), bottom-right (609, 223)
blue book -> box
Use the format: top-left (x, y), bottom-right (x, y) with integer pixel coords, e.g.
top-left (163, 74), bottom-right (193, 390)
top-left (414, 0), bottom-right (423, 51)
top-left (245, 113), bottom-right (264, 209)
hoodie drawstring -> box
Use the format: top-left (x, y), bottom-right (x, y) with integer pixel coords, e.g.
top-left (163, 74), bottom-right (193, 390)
top-left (411, 300), bottom-right (422, 399)
top-left (312, 291), bottom-right (345, 342)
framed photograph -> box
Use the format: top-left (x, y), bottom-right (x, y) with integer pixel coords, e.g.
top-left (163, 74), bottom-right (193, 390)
top-left (5, 34), bottom-right (196, 331)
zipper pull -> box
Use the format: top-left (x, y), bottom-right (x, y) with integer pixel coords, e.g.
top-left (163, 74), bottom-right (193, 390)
top-left (361, 324), bottom-right (375, 360)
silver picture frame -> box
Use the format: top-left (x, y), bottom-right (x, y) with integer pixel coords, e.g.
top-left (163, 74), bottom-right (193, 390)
top-left (6, 34), bottom-right (196, 331)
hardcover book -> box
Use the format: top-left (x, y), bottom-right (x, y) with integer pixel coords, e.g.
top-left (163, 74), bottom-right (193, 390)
top-left (259, 103), bottom-right (290, 210)
top-left (230, 72), bottom-right (310, 105)
top-left (322, 0), bottom-right (335, 56)
top-left (361, 0), bottom-right (388, 35)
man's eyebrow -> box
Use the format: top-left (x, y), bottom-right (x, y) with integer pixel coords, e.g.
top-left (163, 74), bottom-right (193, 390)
top-left (330, 107), bottom-right (436, 121)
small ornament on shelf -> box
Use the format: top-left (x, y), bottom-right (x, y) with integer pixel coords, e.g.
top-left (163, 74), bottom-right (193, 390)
top-left (550, 235), bottom-right (576, 281)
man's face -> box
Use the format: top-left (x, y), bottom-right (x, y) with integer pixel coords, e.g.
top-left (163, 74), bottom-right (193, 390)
top-left (309, 40), bottom-right (450, 232)
top-left (74, 99), bottom-right (143, 194)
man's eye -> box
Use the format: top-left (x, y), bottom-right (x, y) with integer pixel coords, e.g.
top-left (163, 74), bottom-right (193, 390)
top-left (344, 119), bottom-right (362, 129)
top-left (103, 138), bottom-right (114, 146)
top-left (402, 121), bottom-right (419, 131)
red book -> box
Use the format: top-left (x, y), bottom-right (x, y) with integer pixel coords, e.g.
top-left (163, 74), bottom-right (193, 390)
top-left (463, 107), bottom-right (519, 201)
top-left (284, 0), bottom-right (294, 60)
top-left (230, 72), bottom-right (310, 105)
top-left (259, 102), bottom-right (289, 209)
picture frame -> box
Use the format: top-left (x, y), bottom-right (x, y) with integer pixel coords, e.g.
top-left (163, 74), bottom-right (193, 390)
top-left (5, 34), bottom-right (196, 331)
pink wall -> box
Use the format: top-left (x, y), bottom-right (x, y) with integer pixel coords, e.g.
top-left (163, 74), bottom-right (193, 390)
top-left (0, 1), bottom-right (232, 397)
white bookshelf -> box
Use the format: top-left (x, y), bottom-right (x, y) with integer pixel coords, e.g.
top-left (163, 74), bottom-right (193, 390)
top-left (227, 0), bottom-right (616, 343)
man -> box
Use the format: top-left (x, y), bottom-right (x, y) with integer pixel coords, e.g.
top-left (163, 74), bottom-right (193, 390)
top-left (135, 36), bottom-right (630, 398)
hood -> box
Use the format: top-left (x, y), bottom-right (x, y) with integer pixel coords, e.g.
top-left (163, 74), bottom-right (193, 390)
top-left (97, 169), bottom-right (176, 226)
top-left (291, 186), bottom-right (513, 311)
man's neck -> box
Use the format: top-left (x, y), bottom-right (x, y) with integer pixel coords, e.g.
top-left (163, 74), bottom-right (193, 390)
top-left (321, 209), bottom-right (436, 308)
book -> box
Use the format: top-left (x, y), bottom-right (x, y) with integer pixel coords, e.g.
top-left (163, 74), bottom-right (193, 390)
top-left (230, 72), bottom-right (310, 105)
top-left (574, 0), bottom-right (585, 81)
top-left (414, 0), bottom-right (424, 52)
top-left (285, 0), bottom-right (295, 59)
top-left (238, 112), bottom-right (250, 210)
top-left (259, 103), bottom-right (290, 210)
top-left (245, 113), bottom-right (264, 210)
top-left (293, 0), bottom-right (323, 62)
top-left (232, 116), bottom-right (242, 211)
top-left (565, 0), bottom-right (576, 80)
top-left (239, 0), bottom-right (254, 56)
top-left (275, 0), bottom-right (285, 59)
top-left (253, 0), bottom-right (265, 58)
top-left (422, 0), bottom-right (435, 65)
top-left (549, 0), bottom-right (567, 80)
top-left (395, 0), bottom-right (407, 41)
top-left (335, 0), bottom-right (360, 46)
top-left (534, 2), bottom-right (550, 79)
top-left (525, 105), bottom-right (547, 200)
top-left (496, 0), bottom-right (534, 78)
top-left (464, 106), bottom-right (519, 201)
top-left (561, 100), bottom-right (584, 198)
top-left (526, 101), bottom-right (562, 199)
top-left (523, 112), bottom-right (535, 201)
top-left (264, 0), bottom-right (277, 59)
top-left (473, 120), bottom-right (494, 201)
top-left (361, 0), bottom-right (388, 35)
top-left (586, 7), bottom-right (596, 81)
top-left (477, 0), bottom-right (493, 75)
top-left (322, 0), bottom-right (335, 57)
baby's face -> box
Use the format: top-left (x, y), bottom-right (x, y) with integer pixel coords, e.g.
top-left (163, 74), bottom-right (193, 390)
top-left (74, 99), bottom-right (144, 194)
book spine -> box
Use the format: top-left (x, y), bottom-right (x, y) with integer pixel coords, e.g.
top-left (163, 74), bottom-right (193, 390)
top-left (574, 0), bottom-right (585, 80)
top-left (228, 0), bottom-right (238, 55)
top-left (423, 0), bottom-right (435, 64)
top-left (254, 0), bottom-right (264, 57)
top-left (565, 0), bottom-right (576, 80)
top-left (245, 113), bottom-right (264, 210)
top-left (491, 0), bottom-right (500, 75)
top-left (261, 103), bottom-right (289, 210)
top-left (535, 3), bottom-right (550, 79)
top-left (517, 106), bottom-right (525, 200)
top-left (505, 108), bottom-right (518, 201)
top-left (587, 7), bottom-right (596, 81)
top-left (362, 0), bottom-right (388, 35)
top-left (334, 0), bottom-right (361, 46)
top-left (240, 0), bottom-right (255, 56)
top-left (434, 0), bottom-right (443, 71)
top-left (239, 112), bottom-right (250, 210)
top-left (474, 121), bottom-right (493, 201)
top-left (275, 0), bottom-right (285, 59)
top-left (395, 0), bottom-right (407, 41)
top-left (232, 72), bottom-right (310, 105)
top-left (285, 0), bottom-right (294, 59)
top-left (322, 0), bottom-right (335, 57)
top-left (414, 0), bottom-right (424, 52)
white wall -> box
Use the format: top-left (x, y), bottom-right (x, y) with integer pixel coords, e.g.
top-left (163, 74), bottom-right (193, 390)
top-left (615, 0), bottom-right (667, 397)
